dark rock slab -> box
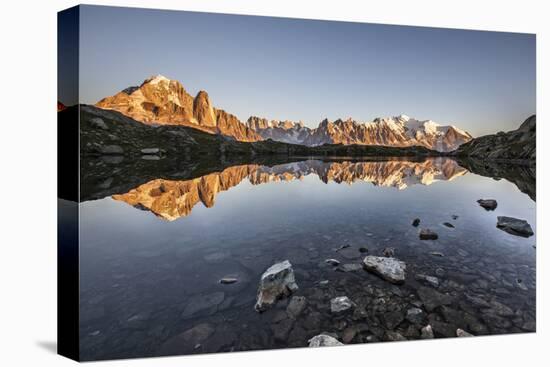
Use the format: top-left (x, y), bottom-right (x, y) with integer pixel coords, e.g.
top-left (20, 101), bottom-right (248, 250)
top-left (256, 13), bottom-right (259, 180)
top-left (181, 292), bottom-right (225, 319)
top-left (419, 229), bottom-right (438, 240)
top-left (496, 216), bottom-right (534, 237)
top-left (159, 323), bottom-right (214, 355)
top-left (417, 286), bottom-right (454, 312)
top-left (477, 199), bottom-right (498, 211)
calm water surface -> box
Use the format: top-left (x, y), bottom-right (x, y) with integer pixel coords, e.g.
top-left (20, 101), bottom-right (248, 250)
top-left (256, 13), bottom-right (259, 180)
top-left (78, 158), bottom-right (536, 360)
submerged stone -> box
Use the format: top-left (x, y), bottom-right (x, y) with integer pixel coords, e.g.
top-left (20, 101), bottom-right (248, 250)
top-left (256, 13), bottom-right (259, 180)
top-left (325, 259), bottom-right (340, 266)
top-left (417, 286), bottom-right (453, 312)
top-left (141, 147), bottom-right (160, 154)
top-left (287, 296), bottom-right (307, 318)
top-left (330, 296), bottom-right (354, 313)
top-left (415, 274), bottom-right (440, 287)
top-left (338, 263), bottom-right (363, 272)
top-left (363, 256), bottom-right (406, 284)
top-left (219, 277), bottom-right (238, 284)
top-left (181, 292), bottom-right (225, 319)
top-left (382, 247), bottom-right (395, 257)
top-left (419, 228), bottom-right (438, 240)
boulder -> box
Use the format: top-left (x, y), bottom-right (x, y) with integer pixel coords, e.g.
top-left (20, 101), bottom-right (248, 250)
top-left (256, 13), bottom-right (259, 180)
top-left (99, 145), bottom-right (124, 155)
top-left (363, 256), bottom-right (406, 284)
top-left (141, 148), bottom-right (160, 154)
top-left (496, 216), bottom-right (534, 237)
top-left (420, 325), bottom-right (434, 339)
top-left (456, 328), bottom-right (473, 337)
top-left (339, 247), bottom-right (361, 260)
top-left (406, 307), bottom-right (426, 324)
top-left (330, 296), bottom-right (354, 313)
top-left (255, 260), bottom-right (298, 312)
top-left (308, 334), bottom-right (344, 347)
top-left (90, 117), bottom-right (108, 130)
top-left (419, 229), bottom-right (438, 240)
top-left (477, 199), bottom-right (497, 211)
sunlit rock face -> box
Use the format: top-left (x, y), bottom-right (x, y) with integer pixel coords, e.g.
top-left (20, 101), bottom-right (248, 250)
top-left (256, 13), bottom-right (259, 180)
top-left (112, 158), bottom-right (467, 221)
top-left (96, 75), bottom-right (261, 142)
top-left (96, 76), bottom-right (472, 150)
top-left (247, 115), bottom-right (473, 152)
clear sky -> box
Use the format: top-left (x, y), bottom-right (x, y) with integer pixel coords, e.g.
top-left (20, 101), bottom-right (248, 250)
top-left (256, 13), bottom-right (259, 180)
top-left (75, 5), bottom-right (535, 137)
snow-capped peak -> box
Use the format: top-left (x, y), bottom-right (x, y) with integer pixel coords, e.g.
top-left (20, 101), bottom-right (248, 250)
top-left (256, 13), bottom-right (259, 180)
top-left (144, 74), bottom-right (171, 85)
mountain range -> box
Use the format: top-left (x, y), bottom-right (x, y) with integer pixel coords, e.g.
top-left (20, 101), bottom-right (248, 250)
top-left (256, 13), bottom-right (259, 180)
top-left (95, 75), bottom-right (472, 152)
top-left (247, 115), bottom-right (472, 152)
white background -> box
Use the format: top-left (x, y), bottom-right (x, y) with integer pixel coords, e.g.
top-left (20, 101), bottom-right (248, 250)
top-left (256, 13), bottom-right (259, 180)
top-left (0, 0), bottom-right (547, 365)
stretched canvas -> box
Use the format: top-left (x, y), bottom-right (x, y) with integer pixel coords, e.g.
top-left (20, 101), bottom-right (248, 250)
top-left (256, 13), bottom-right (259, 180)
top-left (58, 5), bottom-right (536, 361)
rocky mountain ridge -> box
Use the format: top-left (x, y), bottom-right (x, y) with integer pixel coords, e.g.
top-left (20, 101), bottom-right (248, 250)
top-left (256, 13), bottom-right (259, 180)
top-left (95, 75), bottom-right (472, 151)
top-left (453, 115), bottom-right (535, 161)
top-left (96, 75), bottom-right (261, 142)
top-left (248, 114), bottom-right (472, 152)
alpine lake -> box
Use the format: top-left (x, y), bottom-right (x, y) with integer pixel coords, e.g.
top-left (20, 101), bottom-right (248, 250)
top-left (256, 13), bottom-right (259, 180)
top-left (77, 156), bottom-right (536, 360)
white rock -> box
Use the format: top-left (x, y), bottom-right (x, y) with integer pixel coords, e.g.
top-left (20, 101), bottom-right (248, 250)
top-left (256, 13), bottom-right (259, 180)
top-left (330, 296), bottom-right (354, 313)
top-left (415, 274), bottom-right (440, 287)
top-left (363, 256), bottom-right (406, 284)
top-left (308, 334), bottom-right (344, 347)
top-left (421, 325), bottom-right (434, 339)
top-left (255, 260), bottom-right (298, 312)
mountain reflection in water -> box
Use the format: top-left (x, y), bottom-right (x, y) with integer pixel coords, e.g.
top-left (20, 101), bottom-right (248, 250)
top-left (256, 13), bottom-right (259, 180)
top-left (112, 158), bottom-right (468, 221)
